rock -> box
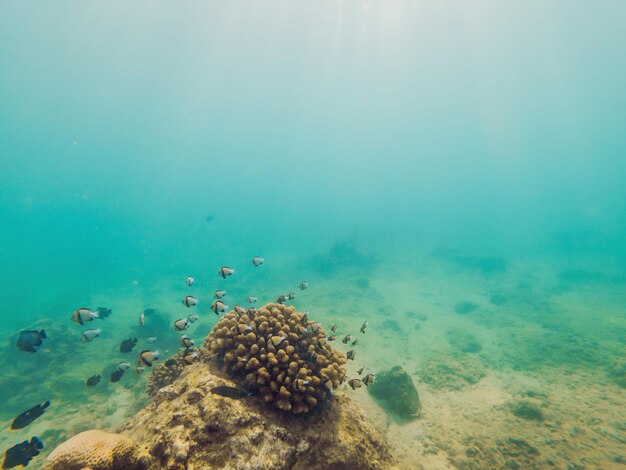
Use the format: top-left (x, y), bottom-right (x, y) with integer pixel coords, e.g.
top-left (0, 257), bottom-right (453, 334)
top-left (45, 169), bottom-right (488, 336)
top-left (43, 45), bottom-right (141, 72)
top-left (122, 361), bottom-right (394, 469)
top-left (510, 401), bottom-right (544, 421)
top-left (454, 301), bottom-right (478, 315)
top-left (42, 430), bottom-right (145, 470)
top-left (368, 366), bottom-right (421, 422)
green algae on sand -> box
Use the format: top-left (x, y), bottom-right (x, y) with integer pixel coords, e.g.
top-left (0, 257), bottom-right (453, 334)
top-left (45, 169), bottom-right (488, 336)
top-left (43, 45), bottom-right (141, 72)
top-left (368, 366), bottom-right (421, 422)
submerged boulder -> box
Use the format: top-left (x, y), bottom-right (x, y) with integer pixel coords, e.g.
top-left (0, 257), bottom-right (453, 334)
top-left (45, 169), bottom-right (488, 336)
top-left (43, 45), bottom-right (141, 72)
top-left (122, 361), bottom-right (394, 469)
top-left (368, 366), bottom-right (421, 422)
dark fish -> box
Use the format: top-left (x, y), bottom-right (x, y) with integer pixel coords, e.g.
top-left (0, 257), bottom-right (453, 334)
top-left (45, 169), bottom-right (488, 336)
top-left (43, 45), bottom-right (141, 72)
top-left (351, 339), bottom-right (358, 346)
top-left (346, 350), bottom-right (356, 360)
top-left (10, 402), bottom-right (50, 430)
top-left (331, 324), bottom-right (337, 333)
top-left (2, 436), bottom-right (43, 469)
top-left (287, 293), bottom-right (296, 300)
top-left (328, 335), bottom-right (336, 341)
top-left (342, 335), bottom-right (352, 344)
top-left (299, 280), bottom-right (308, 290)
top-left (110, 369), bottom-right (125, 383)
top-left (85, 375), bottom-right (101, 386)
top-left (164, 358), bottom-right (178, 367)
top-left (119, 337), bottom-right (138, 353)
top-left (210, 385), bottom-right (247, 399)
top-left (357, 365), bottom-right (365, 375)
top-left (276, 295), bottom-right (287, 304)
top-left (360, 321), bottom-right (368, 333)
top-left (17, 330), bottom-right (47, 353)
top-left (362, 374), bottom-right (376, 386)
top-left (95, 307), bottom-right (112, 319)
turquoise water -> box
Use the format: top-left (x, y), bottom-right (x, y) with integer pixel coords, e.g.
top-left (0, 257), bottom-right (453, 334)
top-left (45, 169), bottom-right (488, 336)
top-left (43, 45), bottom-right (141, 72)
top-left (1, 2), bottom-right (625, 468)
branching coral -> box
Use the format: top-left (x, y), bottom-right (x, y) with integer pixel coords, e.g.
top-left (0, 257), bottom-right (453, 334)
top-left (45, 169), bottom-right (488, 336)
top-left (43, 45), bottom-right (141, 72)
top-left (205, 303), bottom-right (346, 414)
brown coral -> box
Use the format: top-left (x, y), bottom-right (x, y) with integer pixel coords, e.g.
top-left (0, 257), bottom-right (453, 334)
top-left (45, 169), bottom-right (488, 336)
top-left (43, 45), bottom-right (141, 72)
top-left (42, 430), bottom-right (144, 470)
top-left (205, 303), bottom-right (346, 414)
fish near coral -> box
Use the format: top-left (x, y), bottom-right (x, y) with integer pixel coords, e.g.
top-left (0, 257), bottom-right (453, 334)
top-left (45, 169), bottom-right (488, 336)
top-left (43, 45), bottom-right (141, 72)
top-left (17, 330), bottom-right (47, 353)
top-left (182, 296), bottom-right (198, 307)
top-left (1, 436), bottom-right (43, 469)
top-left (11, 402), bottom-right (50, 430)
top-left (346, 350), bottom-right (356, 360)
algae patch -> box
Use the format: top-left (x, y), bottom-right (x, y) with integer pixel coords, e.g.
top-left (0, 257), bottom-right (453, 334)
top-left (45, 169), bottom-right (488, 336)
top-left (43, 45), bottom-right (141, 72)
top-left (368, 366), bottom-right (421, 422)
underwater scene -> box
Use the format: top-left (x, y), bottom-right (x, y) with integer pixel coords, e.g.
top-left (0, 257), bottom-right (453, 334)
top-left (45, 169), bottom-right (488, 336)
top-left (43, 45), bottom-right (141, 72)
top-left (0, 1), bottom-right (625, 469)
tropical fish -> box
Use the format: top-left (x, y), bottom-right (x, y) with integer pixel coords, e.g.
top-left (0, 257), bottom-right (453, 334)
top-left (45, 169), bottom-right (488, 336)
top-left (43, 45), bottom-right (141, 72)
top-left (348, 379), bottom-right (362, 390)
top-left (357, 365), bottom-right (365, 375)
top-left (276, 295), bottom-right (287, 304)
top-left (182, 295), bottom-right (198, 307)
top-left (110, 369), bottom-right (125, 383)
top-left (174, 318), bottom-right (190, 331)
top-left (234, 305), bottom-right (245, 315)
top-left (211, 300), bottom-right (228, 315)
top-left (183, 350), bottom-right (198, 365)
top-left (362, 374), bottom-right (376, 386)
top-left (214, 290), bottom-right (226, 299)
top-left (270, 335), bottom-right (287, 347)
top-left (252, 256), bottom-right (264, 266)
top-left (210, 385), bottom-right (248, 399)
top-left (299, 281), bottom-right (308, 290)
top-left (16, 330), bottom-right (47, 353)
top-left (71, 307), bottom-right (99, 325)
top-left (246, 307), bottom-right (258, 316)
top-left (138, 311), bottom-right (145, 327)
top-left (360, 321), bottom-right (368, 333)
top-left (138, 350), bottom-right (159, 367)
top-left (95, 307), bottom-right (112, 319)
top-left (247, 296), bottom-right (257, 304)
top-left (218, 266), bottom-right (234, 278)
top-left (185, 276), bottom-right (194, 286)
top-left (85, 375), bottom-right (101, 386)
top-left (351, 339), bottom-right (359, 346)
top-left (330, 324), bottom-right (337, 333)
top-left (346, 350), bottom-right (356, 360)
top-left (180, 335), bottom-right (194, 348)
top-left (119, 337), bottom-right (138, 353)
top-left (135, 366), bottom-right (145, 374)
top-left (187, 314), bottom-right (199, 323)
top-left (328, 335), bottom-right (336, 341)
top-left (236, 324), bottom-right (253, 334)
top-left (10, 402), bottom-right (50, 430)
top-left (1, 436), bottom-right (43, 469)
top-left (287, 293), bottom-right (296, 300)
top-left (82, 328), bottom-right (101, 342)
top-left (164, 358), bottom-right (178, 367)
top-left (117, 362), bottom-right (131, 371)
top-left (342, 335), bottom-right (352, 344)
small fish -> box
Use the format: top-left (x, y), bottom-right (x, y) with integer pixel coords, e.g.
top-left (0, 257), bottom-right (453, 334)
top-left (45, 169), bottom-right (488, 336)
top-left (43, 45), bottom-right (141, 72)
top-left (360, 321), bottom-right (368, 333)
top-left (236, 324), bottom-right (253, 334)
top-left (146, 337), bottom-right (157, 343)
top-left (270, 335), bottom-right (287, 347)
top-left (182, 295), bottom-right (198, 307)
top-left (357, 365), bottom-right (365, 375)
top-left (246, 307), bottom-right (258, 316)
top-left (71, 307), bottom-right (99, 325)
top-left (187, 314), bottom-right (199, 323)
top-left (138, 311), bottom-right (145, 327)
top-left (247, 296), bottom-right (257, 304)
top-left (164, 358), bottom-right (178, 367)
top-left (2, 436), bottom-right (43, 469)
top-left (346, 350), bottom-right (356, 360)
top-left (328, 335), bottom-right (336, 341)
top-left (234, 305), bottom-right (246, 315)
top-left (218, 266), bottom-right (235, 278)
top-left (82, 328), bottom-right (101, 342)
top-left (119, 337), bottom-right (138, 353)
top-left (183, 351), bottom-right (198, 365)
top-left (95, 307), bottom-right (112, 319)
top-left (85, 375), bottom-right (101, 386)
top-left (180, 335), bottom-right (194, 348)
top-left (276, 295), bottom-right (287, 304)
top-left (342, 335), bottom-right (352, 344)
top-left (302, 312), bottom-right (308, 323)
top-left (16, 330), bottom-right (47, 353)
top-left (135, 366), bottom-right (145, 374)
top-left (252, 256), bottom-right (264, 266)
top-left (348, 379), bottom-right (362, 390)
top-left (211, 300), bottom-right (228, 315)
top-left (185, 276), bottom-right (194, 286)
top-left (287, 292), bottom-right (296, 300)
top-left (117, 362), bottom-right (131, 371)
top-left (174, 318), bottom-right (190, 331)
top-left (210, 385), bottom-right (247, 399)
top-left (110, 369), bottom-right (125, 383)
top-left (138, 350), bottom-right (159, 367)
top-left (214, 290), bottom-right (226, 299)
top-left (10, 402), bottom-right (50, 430)
top-left (362, 374), bottom-right (376, 386)
top-left (331, 324), bottom-right (337, 333)
top-left (351, 339), bottom-right (359, 346)
top-left (299, 280), bottom-right (308, 290)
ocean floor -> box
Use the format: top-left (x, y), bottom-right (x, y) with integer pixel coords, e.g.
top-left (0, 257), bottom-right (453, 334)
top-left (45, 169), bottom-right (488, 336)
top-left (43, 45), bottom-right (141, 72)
top-left (1, 246), bottom-right (625, 469)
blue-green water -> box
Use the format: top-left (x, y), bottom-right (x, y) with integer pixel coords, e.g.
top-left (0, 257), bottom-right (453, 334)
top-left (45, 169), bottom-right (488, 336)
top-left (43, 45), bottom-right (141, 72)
top-left (1, 2), bottom-right (625, 468)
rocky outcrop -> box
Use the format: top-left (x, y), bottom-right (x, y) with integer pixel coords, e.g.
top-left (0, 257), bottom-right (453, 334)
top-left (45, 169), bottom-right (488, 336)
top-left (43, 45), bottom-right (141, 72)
top-left (121, 360), bottom-right (394, 469)
top-left (42, 430), bottom-right (145, 470)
